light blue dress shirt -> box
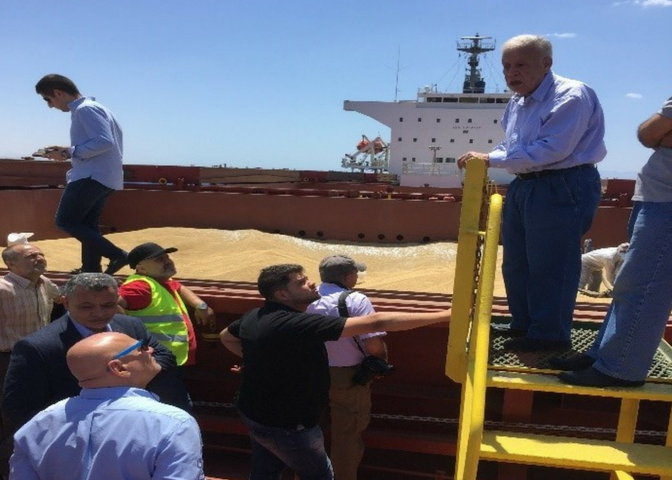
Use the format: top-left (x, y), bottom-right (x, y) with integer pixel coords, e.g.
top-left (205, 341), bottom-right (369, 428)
top-left (67, 96), bottom-right (124, 190)
top-left (10, 387), bottom-right (205, 480)
top-left (488, 72), bottom-right (607, 174)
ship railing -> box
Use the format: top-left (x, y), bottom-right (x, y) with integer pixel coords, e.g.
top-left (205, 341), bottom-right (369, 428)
top-left (402, 161), bottom-right (461, 176)
top-left (446, 159), bottom-right (672, 480)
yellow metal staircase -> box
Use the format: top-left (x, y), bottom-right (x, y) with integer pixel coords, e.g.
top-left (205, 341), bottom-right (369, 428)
top-left (445, 160), bottom-right (672, 480)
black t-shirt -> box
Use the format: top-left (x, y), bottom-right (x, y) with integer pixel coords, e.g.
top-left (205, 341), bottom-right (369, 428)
top-left (227, 301), bottom-right (346, 428)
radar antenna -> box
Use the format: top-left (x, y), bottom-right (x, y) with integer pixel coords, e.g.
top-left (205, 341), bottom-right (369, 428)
top-left (456, 33), bottom-right (495, 94)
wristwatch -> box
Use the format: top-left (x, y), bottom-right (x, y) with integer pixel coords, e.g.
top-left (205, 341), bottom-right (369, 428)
top-left (196, 301), bottom-right (208, 310)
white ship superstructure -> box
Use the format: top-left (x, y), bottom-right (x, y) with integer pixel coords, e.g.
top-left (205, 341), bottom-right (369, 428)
top-left (344, 35), bottom-right (515, 188)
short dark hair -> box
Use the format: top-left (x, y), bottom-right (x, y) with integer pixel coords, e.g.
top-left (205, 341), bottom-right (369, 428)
top-left (35, 74), bottom-right (80, 96)
top-left (257, 264), bottom-right (304, 300)
top-left (63, 273), bottom-right (118, 297)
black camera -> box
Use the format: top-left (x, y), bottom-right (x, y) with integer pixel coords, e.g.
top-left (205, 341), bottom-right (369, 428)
top-left (351, 356), bottom-right (394, 386)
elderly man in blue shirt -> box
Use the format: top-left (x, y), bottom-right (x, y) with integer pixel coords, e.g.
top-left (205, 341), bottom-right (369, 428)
top-left (458, 34), bottom-right (606, 352)
top-left (9, 331), bottom-right (205, 480)
top-left (35, 74), bottom-right (128, 275)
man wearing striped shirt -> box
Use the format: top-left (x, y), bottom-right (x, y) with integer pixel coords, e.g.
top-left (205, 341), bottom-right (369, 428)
top-left (0, 243), bottom-right (61, 479)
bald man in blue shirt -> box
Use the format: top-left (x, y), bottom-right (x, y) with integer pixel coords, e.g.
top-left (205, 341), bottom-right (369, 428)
top-left (9, 332), bottom-right (204, 480)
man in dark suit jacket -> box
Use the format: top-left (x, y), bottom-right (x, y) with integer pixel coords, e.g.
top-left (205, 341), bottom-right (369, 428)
top-left (0, 273), bottom-right (191, 477)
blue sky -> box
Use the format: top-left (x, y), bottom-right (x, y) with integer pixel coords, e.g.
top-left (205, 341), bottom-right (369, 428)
top-left (1, 0), bottom-right (670, 177)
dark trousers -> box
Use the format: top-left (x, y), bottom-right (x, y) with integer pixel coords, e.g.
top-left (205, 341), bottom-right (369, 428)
top-left (0, 352), bottom-right (14, 479)
top-left (55, 178), bottom-right (123, 272)
top-left (503, 165), bottom-right (602, 342)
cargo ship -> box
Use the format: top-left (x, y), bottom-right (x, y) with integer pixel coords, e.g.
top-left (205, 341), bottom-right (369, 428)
top-left (1, 34), bottom-right (670, 480)
top-left (343, 34), bottom-right (515, 188)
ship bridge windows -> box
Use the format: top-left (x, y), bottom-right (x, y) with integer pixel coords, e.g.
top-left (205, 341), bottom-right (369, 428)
top-left (427, 97), bottom-right (442, 103)
top-left (496, 98), bottom-right (510, 104)
top-left (446, 157), bottom-right (456, 164)
top-left (482, 97), bottom-right (497, 104)
top-left (443, 98), bottom-right (458, 103)
top-left (459, 97), bottom-right (479, 104)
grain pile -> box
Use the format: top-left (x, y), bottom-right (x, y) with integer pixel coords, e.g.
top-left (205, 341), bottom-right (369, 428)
top-left (31, 227), bottom-right (607, 304)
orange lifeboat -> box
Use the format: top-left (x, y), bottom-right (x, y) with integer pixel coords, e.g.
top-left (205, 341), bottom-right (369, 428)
top-left (356, 137), bottom-right (370, 151)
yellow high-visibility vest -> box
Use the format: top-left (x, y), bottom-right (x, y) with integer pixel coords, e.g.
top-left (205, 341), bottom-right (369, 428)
top-left (123, 275), bottom-right (189, 365)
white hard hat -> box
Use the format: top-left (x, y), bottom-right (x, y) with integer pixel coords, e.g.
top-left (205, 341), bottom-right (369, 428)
top-left (7, 232), bottom-right (34, 247)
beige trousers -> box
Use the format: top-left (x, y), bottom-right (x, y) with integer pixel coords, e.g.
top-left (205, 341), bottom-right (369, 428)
top-left (328, 366), bottom-right (372, 480)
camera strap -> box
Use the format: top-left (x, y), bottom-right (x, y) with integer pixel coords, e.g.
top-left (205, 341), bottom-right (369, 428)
top-left (337, 290), bottom-right (367, 356)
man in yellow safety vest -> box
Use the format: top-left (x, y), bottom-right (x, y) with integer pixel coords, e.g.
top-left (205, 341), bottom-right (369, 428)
top-left (118, 242), bottom-right (215, 367)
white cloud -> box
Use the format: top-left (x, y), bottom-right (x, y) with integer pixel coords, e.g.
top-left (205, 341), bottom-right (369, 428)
top-left (618, 0), bottom-right (672, 6)
top-left (638, 0), bottom-right (672, 6)
top-left (626, 93), bottom-right (643, 99)
top-left (545, 32), bottom-right (578, 39)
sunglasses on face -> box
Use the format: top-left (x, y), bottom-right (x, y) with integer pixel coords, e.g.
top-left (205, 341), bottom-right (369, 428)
top-left (112, 338), bottom-right (150, 360)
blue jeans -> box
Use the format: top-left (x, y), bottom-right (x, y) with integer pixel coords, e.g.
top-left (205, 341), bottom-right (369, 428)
top-left (588, 201), bottom-right (672, 381)
top-left (239, 412), bottom-right (334, 480)
top-left (503, 165), bottom-right (602, 342)
top-left (55, 178), bottom-right (124, 272)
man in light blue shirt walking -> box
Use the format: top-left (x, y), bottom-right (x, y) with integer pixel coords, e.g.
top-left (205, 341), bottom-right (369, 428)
top-left (35, 74), bottom-right (128, 275)
top-left (458, 34), bottom-right (606, 352)
top-left (9, 331), bottom-right (204, 480)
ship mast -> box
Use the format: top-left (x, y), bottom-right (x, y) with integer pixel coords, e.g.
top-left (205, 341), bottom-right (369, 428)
top-left (457, 34), bottom-right (495, 94)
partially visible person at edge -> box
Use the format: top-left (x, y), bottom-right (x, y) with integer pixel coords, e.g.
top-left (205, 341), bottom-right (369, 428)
top-left (457, 34), bottom-right (606, 352)
top-left (553, 95), bottom-right (672, 387)
top-left (9, 332), bottom-right (205, 480)
top-left (35, 74), bottom-right (128, 275)
top-left (118, 242), bottom-right (216, 369)
top-left (220, 264), bottom-right (449, 480)
top-left (307, 255), bottom-right (387, 480)
top-left (578, 243), bottom-right (629, 293)
top-left (0, 238), bottom-right (62, 479)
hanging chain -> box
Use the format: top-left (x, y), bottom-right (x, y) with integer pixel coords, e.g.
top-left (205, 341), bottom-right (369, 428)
top-left (191, 401), bottom-right (666, 439)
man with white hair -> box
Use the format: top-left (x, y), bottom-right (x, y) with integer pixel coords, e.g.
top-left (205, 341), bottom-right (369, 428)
top-left (9, 332), bottom-right (205, 480)
top-left (458, 34), bottom-right (606, 352)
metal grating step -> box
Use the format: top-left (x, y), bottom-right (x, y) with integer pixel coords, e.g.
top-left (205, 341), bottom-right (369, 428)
top-left (488, 317), bottom-right (672, 382)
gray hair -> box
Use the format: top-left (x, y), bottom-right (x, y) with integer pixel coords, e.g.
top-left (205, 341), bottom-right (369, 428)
top-left (62, 273), bottom-right (118, 297)
top-left (502, 34), bottom-right (553, 58)
top-left (1, 246), bottom-right (20, 265)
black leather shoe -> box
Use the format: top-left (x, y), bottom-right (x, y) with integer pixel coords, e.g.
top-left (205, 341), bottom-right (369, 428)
top-left (104, 252), bottom-right (129, 275)
top-left (548, 353), bottom-right (595, 371)
top-left (490, 323), bottom-right (527, 337)
top-left (503, 337), bottom-right (572, 352)
top-left (558, 367), bottom-right (645, 388)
